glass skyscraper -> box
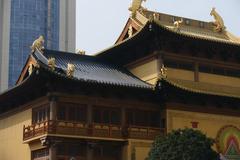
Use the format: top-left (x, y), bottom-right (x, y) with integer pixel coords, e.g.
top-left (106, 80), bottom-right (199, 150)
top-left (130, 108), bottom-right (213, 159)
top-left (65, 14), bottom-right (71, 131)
top-left (8, 0), bottom-right (59, 87)
top-left (0, 0), bottom-right (76, 91)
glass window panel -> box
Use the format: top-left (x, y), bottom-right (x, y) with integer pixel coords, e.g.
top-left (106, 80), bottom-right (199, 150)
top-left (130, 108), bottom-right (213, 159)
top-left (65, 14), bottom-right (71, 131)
top-left (68, 107), bottom-right (76, 121)
top-left (93, 109), bottom-right (101, 123)
top-left (149, 112), bottom-right (160, 127)
top-left (102, 110), bottom-right (110, 124)
top-left (111, 110), bottom-right (120, 125)
top-left (58, 105), bottom-right (66, 120)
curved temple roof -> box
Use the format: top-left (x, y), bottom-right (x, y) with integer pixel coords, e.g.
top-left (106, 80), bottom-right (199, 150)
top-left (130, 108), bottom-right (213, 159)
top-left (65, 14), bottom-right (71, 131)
top-left (32, 49), bottom-right (153, 90)
top-left (135, 9), bottom-right (240, 46)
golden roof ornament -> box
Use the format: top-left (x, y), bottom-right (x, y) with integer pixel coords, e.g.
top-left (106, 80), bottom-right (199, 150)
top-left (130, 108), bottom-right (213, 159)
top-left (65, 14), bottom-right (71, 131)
top-left (210, 7), bottom-right (226, 33)
top-left (129, 0), bottom-right (147, 17)
top-left (28, 64), bottom-right (33, 75)
top-left (48, 57), bottom-right (56, 71)
top-left (153, 13), bottom-right (160, 20)
top-left (128, 25), bottom-right (133, 37)
top-left (30, 35), bottom-right (45, 53)
top-left (76, 49), bottom-right (86, 55)
top-left (67, 63), bottom-right (75, 77)
top-left (173, 18), bottom-right (183, 30)
top-left (160, 64), bottom-right (167, 78)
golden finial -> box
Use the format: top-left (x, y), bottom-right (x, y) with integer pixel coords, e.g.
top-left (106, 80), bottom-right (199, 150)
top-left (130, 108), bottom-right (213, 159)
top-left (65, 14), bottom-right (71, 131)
top-left (129, 0), bottom-right (147, 17)
top-left (30, 35), bottom-right (45, 53)
top-left (76, 49), bottom-right (86, 55)
top-left (67, 63), bottom-right (75, 77)
top-left (210, 7), bottom-right (226, 32)
top-left (173, 18), bottom-right (183, 30)
top-left (153, 13), bottom-right (160, 20)
top-left (128, 25), bottom-right (133, 37)
top-left (160, 64), bottom-right (167, 78)
top-left (48, 57), bottom-right (55, 71)
top-left (28, 64), bottom-right (33, 75)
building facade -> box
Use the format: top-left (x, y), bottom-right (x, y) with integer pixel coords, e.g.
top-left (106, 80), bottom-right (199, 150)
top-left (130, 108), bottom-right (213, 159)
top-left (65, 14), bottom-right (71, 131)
top-left (0, 2), bottom-right (240, 160)
top-left (0, 0), bottom-right (76, 91)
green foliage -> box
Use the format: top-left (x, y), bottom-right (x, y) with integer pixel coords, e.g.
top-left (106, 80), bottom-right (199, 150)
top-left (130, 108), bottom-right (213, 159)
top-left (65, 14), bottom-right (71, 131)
top-left (148, 128), bottom-right (219, 160)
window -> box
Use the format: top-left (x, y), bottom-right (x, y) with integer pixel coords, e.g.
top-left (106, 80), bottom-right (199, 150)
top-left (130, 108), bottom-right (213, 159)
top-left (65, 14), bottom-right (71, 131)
top-left (185, 19), bottom-right (190, 25)
top-left (164, 59), bottom-right (194, 71)
top-left (93, 107), bottom-right (120, 125)
top-left (226, 69), bottom-right (240, 78)
top-left (58, 105), bottom-right (66, 120)
top-left (199, 64), bottom-right (240, 78)
top-left (32, 148), bottom-right (49, 159)
top-left (56, 144), bottom-right (86, 157)
top-left (199, 22), bottom-right (204, 28)
top-left (32, 105), bottom-right (50, 124)
top-left (127, 109), bottom-right (160, 127)
top-left (199, 65), bottom-right (211, 73)
top-left (57, 103), bottom-right (87, 122)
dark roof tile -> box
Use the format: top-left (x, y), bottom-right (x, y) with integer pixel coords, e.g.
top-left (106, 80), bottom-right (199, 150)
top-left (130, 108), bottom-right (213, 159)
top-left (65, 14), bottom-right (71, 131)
top-left (33, 50), bottom-right (153, 90)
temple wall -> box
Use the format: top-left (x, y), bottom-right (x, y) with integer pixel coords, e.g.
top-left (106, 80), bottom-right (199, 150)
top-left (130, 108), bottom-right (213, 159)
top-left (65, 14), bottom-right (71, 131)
top-left (129, 59), bottom-right (158, 85)
top-left (167, 68), bottom-right (194, 81)
top-left (166, 109), bottom-right (240, 149)
top-left (122, 139), bottom-right (153, 160)
top-left (199, 72), bottom-right (240, 87)
top-left (129, 58), bottom-right (240, 88)
top-left (0, 109), bottom-right (32, 160)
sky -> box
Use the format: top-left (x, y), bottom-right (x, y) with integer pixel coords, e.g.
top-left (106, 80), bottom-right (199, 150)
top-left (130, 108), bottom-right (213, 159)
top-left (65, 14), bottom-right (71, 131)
top-left (76, 0), bottom-right (240, 55)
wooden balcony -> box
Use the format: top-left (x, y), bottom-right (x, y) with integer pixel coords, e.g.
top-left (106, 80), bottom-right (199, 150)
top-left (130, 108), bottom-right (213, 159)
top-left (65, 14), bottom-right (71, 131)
top-left (23, 120), bottom-right (164, 141)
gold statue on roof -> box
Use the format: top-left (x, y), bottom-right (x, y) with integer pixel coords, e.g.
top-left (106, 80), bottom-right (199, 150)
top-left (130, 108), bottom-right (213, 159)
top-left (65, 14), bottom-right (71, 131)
top-left (48, 57), bottom-right (55, 71)
top-left (28, 64), bottom-right (33, 75)
top-left (128, 25), bottom-right (133, 37)
top-left (129, 0), bottom-right (147, 17)
top-left (160, 64), bottom-right (167, 78)
top-left (174, 18), bottom-right (183, 30)
top-left (76, 49), bottom-right (86, 55)
top-left (67, 63), bottom-right (75, 77)
top-left (31, 35), bottom-right (45, 52)
top-left (210, 7), bottom-right (226, 33)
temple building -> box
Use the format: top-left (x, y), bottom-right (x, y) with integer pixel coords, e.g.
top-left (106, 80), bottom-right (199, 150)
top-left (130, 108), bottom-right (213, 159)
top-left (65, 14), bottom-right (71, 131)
top-left (0, 1), bottom-right (240, 160)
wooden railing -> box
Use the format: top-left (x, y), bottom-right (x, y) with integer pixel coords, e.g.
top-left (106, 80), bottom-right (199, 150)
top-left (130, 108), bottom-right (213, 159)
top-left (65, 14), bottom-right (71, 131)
top-left (23, 120), bottom-right (164, 141)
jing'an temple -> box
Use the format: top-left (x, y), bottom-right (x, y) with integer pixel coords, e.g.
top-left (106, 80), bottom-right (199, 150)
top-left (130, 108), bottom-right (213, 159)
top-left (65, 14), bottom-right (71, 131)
top-left (0, 1), bottom-right (240, 160)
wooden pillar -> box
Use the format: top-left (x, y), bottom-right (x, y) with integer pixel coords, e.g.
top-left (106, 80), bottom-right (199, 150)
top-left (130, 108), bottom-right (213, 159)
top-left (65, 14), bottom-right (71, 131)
top-left (121, 107), bottom-right (126, 126)
top-left (157, 53), bottom-right (163, 78)
top-left (87, 104), bottom-right (92, 125)
top-left (49, 96), bottom-right (57, 120)
top-left (194, 62), bottom-right (199, 82)
top-left (49, 145), bottom-right (56, 160)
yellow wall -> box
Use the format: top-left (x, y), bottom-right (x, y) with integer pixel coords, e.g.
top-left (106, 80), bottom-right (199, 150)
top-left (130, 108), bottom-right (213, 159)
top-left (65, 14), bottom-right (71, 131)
top-left (167, 68), bottom-right (194, 81)
top-left (167, 109), bottom-right (240, 149)
top-left (199, 72), bottom-right (240, 87)
top-left (128, 58), bottom-right (240, 88)
top-left (122, 139), bottom-right (153, 160)
top-left (0, 109), bottom-right (32, 160)
top-left (129, 59), bottom-right (158, 85)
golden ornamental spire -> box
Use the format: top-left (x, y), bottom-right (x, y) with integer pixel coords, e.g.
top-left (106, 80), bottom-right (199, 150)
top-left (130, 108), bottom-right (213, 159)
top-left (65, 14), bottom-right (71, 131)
top-left (67, 63), bottom-right (75, 77)
top-left (173, 18), bottom-right (183, 31)
top-left (48, 57), bottom-right (56, 71)
top-left (128, 25), bottom-right (133, 37)
top-left (160, 64), bottom-right (167, 79)
top-left (30, 35), bottom-right (45, 53)
top-left (210, 7), bottom-right (226, 33)
top-left (28, 64), bottom-right (33, 75)
top-left (129, 0), bottom-right (147, 17)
